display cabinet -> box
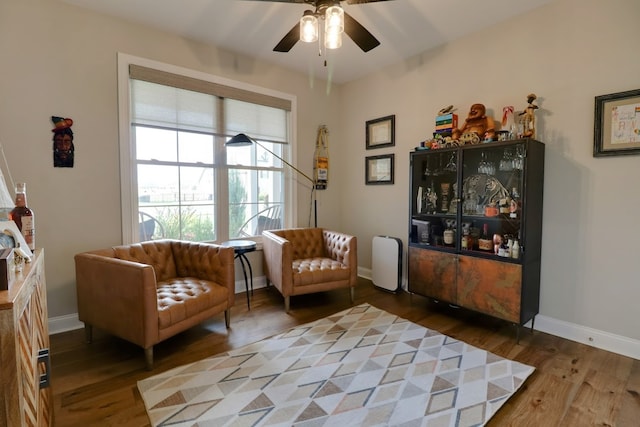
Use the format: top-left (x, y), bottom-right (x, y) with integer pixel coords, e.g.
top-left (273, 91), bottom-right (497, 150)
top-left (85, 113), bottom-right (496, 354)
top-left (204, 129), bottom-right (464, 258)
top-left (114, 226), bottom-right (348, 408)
top-left (408, 139), bottom-right (544, 330)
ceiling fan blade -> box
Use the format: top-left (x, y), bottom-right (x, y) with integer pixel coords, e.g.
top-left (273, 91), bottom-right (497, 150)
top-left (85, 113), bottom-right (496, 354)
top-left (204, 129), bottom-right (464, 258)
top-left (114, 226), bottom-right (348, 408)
top-left (346, 0), bottom-right (393, 4)
top-left (243, 0), bottom-right (306, 3)
top-left (343, 11), bottom-right (380, 52)
top-left (273, 23), bottom-right (300, 52)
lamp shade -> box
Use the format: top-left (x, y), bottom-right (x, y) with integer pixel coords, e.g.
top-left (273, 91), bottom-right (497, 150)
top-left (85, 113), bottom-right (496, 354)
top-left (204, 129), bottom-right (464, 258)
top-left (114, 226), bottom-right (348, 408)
top-left (300, 11), bottom-right (318, 43)
top-left (325, 29), bottom-right (342, 49)
top-left (225, 133), bottom-right (254, 147)
top-left (0, 172), bottom-right (12, 210)
top-left (325, 5), bottom-right (344, 34)
top-left (0, 145), bottom-right (14, 214)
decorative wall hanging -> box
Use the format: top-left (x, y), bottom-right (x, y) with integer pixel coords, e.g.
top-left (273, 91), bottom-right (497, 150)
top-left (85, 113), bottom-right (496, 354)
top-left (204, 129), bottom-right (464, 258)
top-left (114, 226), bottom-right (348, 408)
top-left (594, 88), bottom-right (640, 157)
top-left (314, 125), bottom-right (329, 190)
top-left (366, 115), bottom-right (395, 149)
top-left (51, 116), bottom-right (74, 167)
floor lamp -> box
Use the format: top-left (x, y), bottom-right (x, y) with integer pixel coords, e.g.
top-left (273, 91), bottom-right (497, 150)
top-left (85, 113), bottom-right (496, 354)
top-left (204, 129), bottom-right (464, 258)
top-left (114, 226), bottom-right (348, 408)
top-left (225, 133), bottom-right (317, 227)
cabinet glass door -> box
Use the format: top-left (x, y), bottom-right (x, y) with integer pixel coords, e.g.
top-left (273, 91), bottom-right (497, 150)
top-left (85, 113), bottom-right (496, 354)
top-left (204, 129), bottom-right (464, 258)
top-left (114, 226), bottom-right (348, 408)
top-left (460, 141), bottom-right (524, 260)
top-left (411, 149), bottom-right (458, 249)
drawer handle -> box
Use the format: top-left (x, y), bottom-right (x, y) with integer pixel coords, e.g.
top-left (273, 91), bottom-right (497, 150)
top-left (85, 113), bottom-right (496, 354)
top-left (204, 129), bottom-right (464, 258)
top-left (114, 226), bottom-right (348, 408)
top-left (37, 348), bottom-right (51, 389)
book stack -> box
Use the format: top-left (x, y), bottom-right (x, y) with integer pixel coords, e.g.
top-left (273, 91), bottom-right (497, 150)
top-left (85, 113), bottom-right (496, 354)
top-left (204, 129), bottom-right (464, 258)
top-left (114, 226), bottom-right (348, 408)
top-left (434, 113), bottom-right (458, 137)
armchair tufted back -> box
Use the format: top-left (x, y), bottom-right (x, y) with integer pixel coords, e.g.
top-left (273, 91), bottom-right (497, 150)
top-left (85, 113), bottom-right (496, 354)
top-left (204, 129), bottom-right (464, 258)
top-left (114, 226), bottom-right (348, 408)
top-left (170, 240), bottom-right (231, 281)
top-left (113, 240), bottom-right (177, 282)
top-left (112, 239), bottom-right (230, 283)
top-left (272, 228), bottom-right (326, 260)
top-left (322, 230), bottom-right (354, 265)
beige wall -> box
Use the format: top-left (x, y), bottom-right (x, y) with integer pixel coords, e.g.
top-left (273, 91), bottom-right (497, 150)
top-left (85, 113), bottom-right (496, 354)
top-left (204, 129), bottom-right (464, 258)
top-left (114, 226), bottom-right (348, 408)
top-left (2, 0), bottom-right (639, 355)
top-left (339, 0), bottom-right (640, 347)
top-left (0, 0), bottom-right (343, 318)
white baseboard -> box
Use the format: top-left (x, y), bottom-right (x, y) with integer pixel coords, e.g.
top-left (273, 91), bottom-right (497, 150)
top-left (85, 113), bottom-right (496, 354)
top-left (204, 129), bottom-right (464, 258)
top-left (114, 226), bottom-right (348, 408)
top-left (359, 266), bottom-right (409, 291)
top-left (234, 275), bottom-right (267, 295)
top-left (531, 315), bottom-right (640, 360)
top-left (49, 313), bottom-right (84, 335)
top-left (50, 272), bottom-right (640, 360)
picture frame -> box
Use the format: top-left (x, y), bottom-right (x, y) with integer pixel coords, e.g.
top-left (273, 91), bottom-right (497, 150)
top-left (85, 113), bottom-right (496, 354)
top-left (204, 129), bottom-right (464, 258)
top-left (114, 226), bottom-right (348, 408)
top-left (366, 115), bottom-right (395, 149)
top-left (365, 154), bottom-right (394, 185)
top-left (0, 220), bottom-right (33, 260)
top-left (594, 88), bottom-right (640, 157)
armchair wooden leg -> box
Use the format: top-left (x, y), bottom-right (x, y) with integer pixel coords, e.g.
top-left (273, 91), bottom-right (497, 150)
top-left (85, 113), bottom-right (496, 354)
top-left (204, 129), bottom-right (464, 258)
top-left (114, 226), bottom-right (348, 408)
top-left (350, 287), bottom-right (355, 305)
top-left (285, 296), bottom-right (290, 312)
top-left (145, 347), bottom-right (154, 371)
top-left (224, 309), bottom-right (230, 328)
top-left (84, 324), bottom-right (93, 343)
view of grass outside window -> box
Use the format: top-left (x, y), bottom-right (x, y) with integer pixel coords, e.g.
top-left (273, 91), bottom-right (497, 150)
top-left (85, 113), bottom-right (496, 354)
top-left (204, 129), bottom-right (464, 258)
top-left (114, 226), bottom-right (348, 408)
top-left (129, 73), bottom-right (290, 243)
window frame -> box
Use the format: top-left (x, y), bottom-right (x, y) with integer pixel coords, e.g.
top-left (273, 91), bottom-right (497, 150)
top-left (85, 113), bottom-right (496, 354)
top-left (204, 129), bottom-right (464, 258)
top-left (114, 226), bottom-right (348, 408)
top-left (117, 53), bottom-right (298, 244)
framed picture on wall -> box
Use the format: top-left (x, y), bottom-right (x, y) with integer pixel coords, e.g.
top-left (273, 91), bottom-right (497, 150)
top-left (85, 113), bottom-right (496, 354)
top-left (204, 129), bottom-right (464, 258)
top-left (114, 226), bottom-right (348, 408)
top-left (366, 115), bottom-right (395, 149)
top-left (594, 88), bottom-right (640, 157)
top-left (365, 154), bottom-right (394, 185)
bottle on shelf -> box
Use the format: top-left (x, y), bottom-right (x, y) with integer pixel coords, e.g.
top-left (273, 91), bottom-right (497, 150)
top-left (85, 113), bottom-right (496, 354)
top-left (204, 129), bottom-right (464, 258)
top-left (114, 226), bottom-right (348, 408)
top-left (478, 223), bottom-right (493, 251)
top-left (9, 182), bottom-right (35, 251)
top-left (461, 231), bottom-right (469, 250)
top-left (499, 196), bottom-right (511, 215)
top-left (498, 240), bottom-right (511, 257)
top-left (511, 239), bottom-right (520, 259)
top-left (509, 187), bottom-right (521, 218)
top-left (426, 181), bottom-right (437, 213)
top-left (443, 223), bottom-right (455, 246)
top-left (440, 182), bottom-right (450, 212)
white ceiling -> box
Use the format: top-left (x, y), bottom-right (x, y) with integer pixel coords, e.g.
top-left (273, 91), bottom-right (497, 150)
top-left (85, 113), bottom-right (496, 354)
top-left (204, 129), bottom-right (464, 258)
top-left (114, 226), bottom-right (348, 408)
top-left (60, 0), bottom-right (554, 84)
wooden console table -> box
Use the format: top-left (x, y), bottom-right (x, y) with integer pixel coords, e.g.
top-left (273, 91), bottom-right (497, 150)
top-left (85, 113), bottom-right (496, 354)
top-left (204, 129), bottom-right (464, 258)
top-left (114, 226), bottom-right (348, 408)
top-left (0, 249), bottom-right (53, 426)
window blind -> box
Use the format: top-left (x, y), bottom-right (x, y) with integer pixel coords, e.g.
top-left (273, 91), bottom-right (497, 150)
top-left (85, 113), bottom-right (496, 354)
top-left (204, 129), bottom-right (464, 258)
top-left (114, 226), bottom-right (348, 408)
top-left (130, 64), bottom-right (292, 111)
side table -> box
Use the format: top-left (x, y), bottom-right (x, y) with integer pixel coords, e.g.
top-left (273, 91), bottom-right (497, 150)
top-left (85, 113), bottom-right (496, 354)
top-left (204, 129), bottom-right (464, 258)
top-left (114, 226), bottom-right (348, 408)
top-left (220, 240), bottom-right (257, 309)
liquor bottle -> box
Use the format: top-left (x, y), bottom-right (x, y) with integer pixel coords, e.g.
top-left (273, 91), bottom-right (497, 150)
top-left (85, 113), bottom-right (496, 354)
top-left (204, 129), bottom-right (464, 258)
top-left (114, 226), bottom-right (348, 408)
top-left (509, 187), bottom-right (520, 218)
top-left (427, 181), bottom-right (437, 213)
top-left (9, 182), bottom-right (35, 250)
top-left (461, 228), bottom-right (470, 250)
top-left (478, 223), bottom-right (493, 251)
top-left (440, 182), bottom-right (450, 212)
top-left (498, 240), bottom-right (511, 257)
top-left (499, 196), bottom-right (511, 215)
top-left (511, 239), bottom-right (520, 259)
top-left (443, 223), bottom-right (455, 246)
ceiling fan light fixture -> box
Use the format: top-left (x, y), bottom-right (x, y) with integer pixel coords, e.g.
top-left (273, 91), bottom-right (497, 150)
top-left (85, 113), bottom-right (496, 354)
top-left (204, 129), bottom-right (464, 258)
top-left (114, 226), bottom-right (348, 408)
top-left (324, 28), bottom-right (342, 49)
top-left (300, 11), bottom-right (318, 43)
top-left (325, 5), bottom-right (344, 34)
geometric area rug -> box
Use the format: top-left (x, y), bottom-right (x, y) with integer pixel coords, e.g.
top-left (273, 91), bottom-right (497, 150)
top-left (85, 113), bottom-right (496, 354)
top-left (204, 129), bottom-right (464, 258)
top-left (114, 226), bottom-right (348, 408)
top-left (138, 304), bottom-right (534, 426)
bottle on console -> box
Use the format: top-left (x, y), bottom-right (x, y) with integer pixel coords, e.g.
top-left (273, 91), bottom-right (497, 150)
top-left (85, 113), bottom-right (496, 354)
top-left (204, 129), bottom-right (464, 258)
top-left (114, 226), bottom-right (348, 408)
top-left (9, 182), bottom-right (35, 251)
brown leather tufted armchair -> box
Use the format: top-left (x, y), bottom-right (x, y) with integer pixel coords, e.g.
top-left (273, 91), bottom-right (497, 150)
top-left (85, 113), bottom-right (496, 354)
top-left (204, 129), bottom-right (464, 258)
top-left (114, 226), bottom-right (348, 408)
top-left (74, 239), bottom-right (235, 369)
top-left (262, 228), bottom-right (357, 311)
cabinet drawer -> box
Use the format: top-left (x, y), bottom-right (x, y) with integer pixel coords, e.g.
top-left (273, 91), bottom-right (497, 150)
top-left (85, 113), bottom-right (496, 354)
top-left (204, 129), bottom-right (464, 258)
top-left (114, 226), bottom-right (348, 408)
top-left (408, 247), bottom-right (456, 302)
top-left (457, 256), bottom-right (522, 323)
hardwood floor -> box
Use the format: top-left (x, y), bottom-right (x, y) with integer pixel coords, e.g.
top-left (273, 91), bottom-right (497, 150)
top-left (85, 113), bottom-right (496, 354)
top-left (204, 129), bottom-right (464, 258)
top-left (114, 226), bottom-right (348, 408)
top-left (50, 277), bottom-right (640, 426)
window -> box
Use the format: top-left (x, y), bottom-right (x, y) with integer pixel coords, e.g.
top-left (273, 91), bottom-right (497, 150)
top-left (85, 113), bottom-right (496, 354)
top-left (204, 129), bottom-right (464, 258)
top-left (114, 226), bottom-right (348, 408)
top-left (118, 54), bottom-right (296, 244)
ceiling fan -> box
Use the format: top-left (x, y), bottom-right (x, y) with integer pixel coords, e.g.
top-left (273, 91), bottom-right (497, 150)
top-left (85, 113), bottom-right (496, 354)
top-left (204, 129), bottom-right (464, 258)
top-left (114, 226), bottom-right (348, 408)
top-left (249, 0), bottom-right (393, 53)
